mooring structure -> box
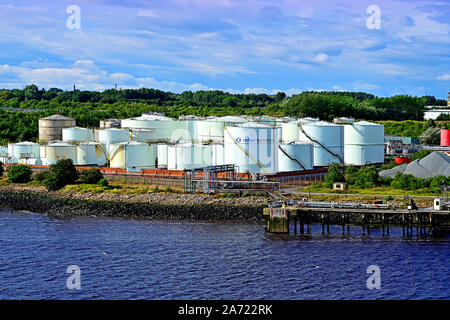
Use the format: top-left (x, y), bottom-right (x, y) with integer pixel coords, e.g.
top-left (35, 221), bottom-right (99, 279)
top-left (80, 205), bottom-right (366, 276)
top-left (264, 206), bottom-right (450, 236)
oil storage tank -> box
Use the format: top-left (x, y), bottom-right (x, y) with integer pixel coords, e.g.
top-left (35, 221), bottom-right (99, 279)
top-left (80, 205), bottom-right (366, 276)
top-left (129, 129), bottom-right (153, 143)
top-left (344, 121), bottom-right (384, 165)
top-left (278, 142), bottom-right (314, 172)
top-left (224, 122), bottom-right (278, 174)
top-left (121, 114), bottom-right (180, 141)
top-left (98, 128), bottom-right (130, 155)
top-left (211, 143), bottom-right (224, 166)
top-left (40, 142), bottom-right (78, 165)
top-left (298, 121), bottom-right (344, 166)
top-left (167, 143), bottom-right (213, 170)
top-left (109, 141), bottom-right (157, 172)
top-left (39, 114), bottom-right (76, 142)
top-left (197, 116), bottom-right (248, 142)
top-left (8, 142), bottom-right (40, 162)
top-left (62, 127), bottom-right (95, 142)
top-left (157, 144), bottom-right (169, 169)
top-left (77, 142), bottom-right (107, 166)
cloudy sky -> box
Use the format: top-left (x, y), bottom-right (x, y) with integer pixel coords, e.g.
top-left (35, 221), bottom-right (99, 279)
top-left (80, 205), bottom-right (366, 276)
top-left (0, 0), bottom-right (449, 98)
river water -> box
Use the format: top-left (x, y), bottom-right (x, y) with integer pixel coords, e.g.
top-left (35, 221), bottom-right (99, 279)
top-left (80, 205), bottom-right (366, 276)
top-left (0, 209), bottom-right (449, 300)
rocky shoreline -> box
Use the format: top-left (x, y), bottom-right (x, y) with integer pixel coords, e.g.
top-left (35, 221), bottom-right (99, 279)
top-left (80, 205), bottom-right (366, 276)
top-left (0, 186), bottom-right (268, 222)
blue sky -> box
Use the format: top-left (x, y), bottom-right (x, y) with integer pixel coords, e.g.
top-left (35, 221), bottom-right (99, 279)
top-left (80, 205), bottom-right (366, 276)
top-left (0, 0), bottom-right (449, 98)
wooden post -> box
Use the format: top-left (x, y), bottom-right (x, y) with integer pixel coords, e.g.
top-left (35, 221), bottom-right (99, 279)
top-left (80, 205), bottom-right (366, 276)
top-left (294, 213), bottom-right (297, 235)
top-left (402, 213), bottom-right (406, 237)
top-left (300, 212), bottom-right (304, 235)
top-left (341, 213), bottom-right (345, 235)
top-left (362, 213), bottom-right (365, 235)
top-left (326, 213), bottom-right (330, 233)
top-left (307, 211), bottom-right (311, 234)
top-left (382, 213), bottom-right (385, 236)
top-left (321, 213), bottom-right (325, 234)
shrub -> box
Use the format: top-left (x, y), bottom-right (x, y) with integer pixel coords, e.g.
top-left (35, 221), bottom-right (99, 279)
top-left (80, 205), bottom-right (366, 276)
top-left (353, 166), bottom-right (379, 189)
top-left (390, 173), bottom-right (418, 190)
top-left (0, 161), bottom-right (3, 177)
top-left (430, 175), bottom-right (450, 193)
top-left (384, 195), bottom-right (393, 202)
top-left (8, 165), bottom-right (32, 183)
top-left (97, 178), bottom-right (109, 187)
top-left (42, 159), bottom-right (79, 191)
top-left (34, 170), bottom-right (50, 183)
top-left (345, 165), bottom-right (358, 185)
top-left (325, 163), bottom-right (345, 188)
top-left (79, 168), bottom-right (104, 184)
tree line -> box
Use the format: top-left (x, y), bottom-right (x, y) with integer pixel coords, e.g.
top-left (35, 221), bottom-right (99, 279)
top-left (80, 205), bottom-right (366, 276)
top-left (0, 84), bottom-right (447, 144)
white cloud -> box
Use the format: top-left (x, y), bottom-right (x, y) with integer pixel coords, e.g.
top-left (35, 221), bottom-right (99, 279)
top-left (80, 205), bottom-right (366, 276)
top-left (437, 74), bottom-right (450, 81)
top-left (313, 53), bottom-right (328, 63)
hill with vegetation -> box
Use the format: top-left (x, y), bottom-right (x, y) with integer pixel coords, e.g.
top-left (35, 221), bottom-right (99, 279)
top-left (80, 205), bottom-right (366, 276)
top-left (0, 85), bottom-right (448, 144)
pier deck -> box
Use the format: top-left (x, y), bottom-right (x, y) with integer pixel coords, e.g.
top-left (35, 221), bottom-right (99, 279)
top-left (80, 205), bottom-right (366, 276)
top-left (263, 206), bottom-right (450, 234)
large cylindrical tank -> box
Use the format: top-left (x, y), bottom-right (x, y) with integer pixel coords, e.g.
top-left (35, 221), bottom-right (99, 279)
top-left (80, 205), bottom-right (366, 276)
top-left (77, 142), bottom-right (107, 166)
top-left (175, 144), bottom-right (212, 170)
top-left (129, 129), bottom-right (153, 143)
top-left (278, 142), bottom-right (314, 172)
top-left (98, 128), bottom-right (130, 154)
top-left (281, 122), bottom-right (300, 142)
top-left (39, 114), bottom-right (76, 142)
top-left (157, 144), bottom-right (169, 168)
top-left (121, 114), bottom-right (180, 141)
top-left (211, 143), bottom-right (224, 166)
top-left (40, 142), bottom-right (78, 165)
top-left (8, 141), bottom-right (41, 161)
top-left (223, 123), bottom-right (278, 173)
top-left (441, 129), bottom-right (450, 147)
top-left (109, 141), bottom-right (157, 172)
top-left (62, 127), bottom-right (95, 142)
top-left (344, 121), bottom-right (385, 165)
top-left (298, 121), bottom-right (344, 166)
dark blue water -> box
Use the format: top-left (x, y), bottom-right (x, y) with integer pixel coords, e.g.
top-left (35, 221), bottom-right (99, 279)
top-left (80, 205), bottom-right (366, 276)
top-left (0, 209), bottom-right (449, 300)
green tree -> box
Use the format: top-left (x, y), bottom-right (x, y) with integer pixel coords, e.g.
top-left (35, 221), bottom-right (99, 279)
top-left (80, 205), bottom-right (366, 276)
top-left (43, 159), bottom-right (78, 191)
top-left (325, 163), bottom-right (345, 188)
top-left (0, 161), bottom-right (3, 177)
top-left (8, 165), bottom-right (32, 183)
top-left (353, 166), bottom-right (379, 188)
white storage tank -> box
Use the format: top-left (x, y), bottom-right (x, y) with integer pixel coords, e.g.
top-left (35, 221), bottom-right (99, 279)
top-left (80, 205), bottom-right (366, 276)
top-left (344, 121), bottom-right (385, 165)
top-left (197, 116), bottom-right (248, 142)
top-left (167, 145), bottom-right (177, 170)
top-left (98, 128), bottom-right (130, 154)
top-left (281, 122), bottom-right (300, 142)
top-left (62, 127), bottom-right (95, 142)
top-left (77, 142), bottom-right (107, 166)
top-left (278, 142), bottom-right (314, 172)
top-left (298, 121), bottom-right (344, 167)
top-left (129, 129), bottom-right (153, 143)
top-left (211, 143), bottom-right (224, 166)
top-left (121, 114), bottom-right (180, 141)
top-left (176, 144), bottom-right (212, 170)
top-left (157, 144), bottom-right (169, 169)
top-left (109, 141), bottom-right (157, 172)
top-left (8, 142), bottom-right (40, 161)
top-left (224, 122), bottom-right (278, 174)
top-left (40, 142), bottom-right (78, 165)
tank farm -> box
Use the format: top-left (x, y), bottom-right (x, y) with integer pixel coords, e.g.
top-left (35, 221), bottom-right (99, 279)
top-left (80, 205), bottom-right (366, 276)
top-left (1, 114), bottom-right (449, 233)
